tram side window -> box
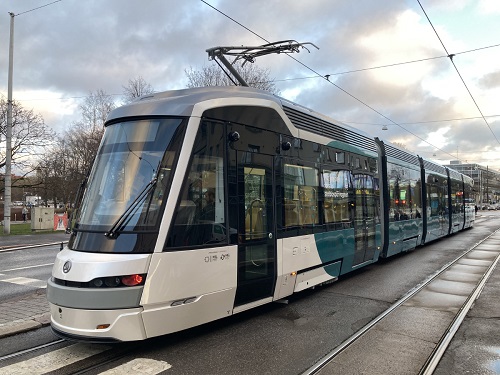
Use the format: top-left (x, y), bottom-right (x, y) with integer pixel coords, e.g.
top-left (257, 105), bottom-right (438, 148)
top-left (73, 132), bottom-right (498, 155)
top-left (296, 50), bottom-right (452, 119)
top-left (410, 170), bottom-right (423, 218)
top-left (322, 169), bottom-right (353, 228)
top-left (427, 176), bottom-right (447, 217)
top-left (464, 181), bottom-right (474, 211)
top-left (451, 180), bottom-right (464, 213)
top-left (283, 164), bottom-right (319, 229)
top-left (388, 164), bottom-right (410, 221)
top-left (165, 121), bottom-right (226, 249)
top-left (352, 172), bottom-right (380, 238)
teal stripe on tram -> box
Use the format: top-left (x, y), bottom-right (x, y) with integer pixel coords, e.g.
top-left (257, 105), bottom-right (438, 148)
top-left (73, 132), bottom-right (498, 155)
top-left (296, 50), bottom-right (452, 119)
top-left (314, 229), bottom-right (354, 269)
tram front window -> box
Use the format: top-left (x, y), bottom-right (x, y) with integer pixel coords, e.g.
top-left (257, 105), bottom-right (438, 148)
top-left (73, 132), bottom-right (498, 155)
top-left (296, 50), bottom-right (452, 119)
top-left (72, 118), bottom-right (186, 251)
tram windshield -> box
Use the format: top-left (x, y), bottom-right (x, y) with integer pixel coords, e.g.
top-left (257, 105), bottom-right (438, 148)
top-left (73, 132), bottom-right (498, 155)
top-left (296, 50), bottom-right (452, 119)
top-left (75, 117), bottom-right (186, 235)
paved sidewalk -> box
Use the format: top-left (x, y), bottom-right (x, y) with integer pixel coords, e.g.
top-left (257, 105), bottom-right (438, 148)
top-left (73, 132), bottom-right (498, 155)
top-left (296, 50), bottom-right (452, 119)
top-left (0, 230), bottom-right (69, 339)
top-left (0, 292), bottom-right (51, 338)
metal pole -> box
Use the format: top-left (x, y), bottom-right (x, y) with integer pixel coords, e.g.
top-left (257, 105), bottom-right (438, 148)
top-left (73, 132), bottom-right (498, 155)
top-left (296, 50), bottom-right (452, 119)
top-left (479, 169), bottom-right (483, 208)
top-left (4, 12), bottom-right (14, 234)
top-left (486, 165), bottom-right (489, 204)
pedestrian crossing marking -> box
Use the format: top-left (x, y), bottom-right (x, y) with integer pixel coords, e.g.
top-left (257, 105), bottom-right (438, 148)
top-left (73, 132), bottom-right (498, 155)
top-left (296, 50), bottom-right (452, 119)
top-left (98, 358), bottom-right (172, 374)
top-left (0, 343), bottom-right (109, 374)
top-left (0, 276), bottom-right (47, 289)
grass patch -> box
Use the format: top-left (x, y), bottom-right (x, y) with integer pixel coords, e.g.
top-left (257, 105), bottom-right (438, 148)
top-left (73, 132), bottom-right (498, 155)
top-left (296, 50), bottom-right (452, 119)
top-left (0, 223), bottom-right (57, 236)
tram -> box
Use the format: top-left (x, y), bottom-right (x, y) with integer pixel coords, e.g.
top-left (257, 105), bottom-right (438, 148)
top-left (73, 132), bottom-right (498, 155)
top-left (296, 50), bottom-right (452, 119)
top-left (47, 86), bottom-right (474, 342)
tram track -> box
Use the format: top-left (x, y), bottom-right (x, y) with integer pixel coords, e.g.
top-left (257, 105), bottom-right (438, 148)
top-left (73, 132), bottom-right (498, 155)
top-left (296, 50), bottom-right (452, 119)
top-left (0, 338), bottom-right (65, 363)
top-left (302, 229), bottom-right (500, 375)
top-left (0, 241), bottom-right (67, 253)
top-left (66, 343), bottom-right (143, 375)
top-left (419, 243), bottom-right (500, 375)
top-left (34, 340), bottom-right (141, 375)
top-left (0, 338), bottom-right (141, 374)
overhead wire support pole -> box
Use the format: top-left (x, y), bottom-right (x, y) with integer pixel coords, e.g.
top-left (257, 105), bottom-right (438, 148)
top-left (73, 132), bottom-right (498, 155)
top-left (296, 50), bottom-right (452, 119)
top-left (4, 12), bottom-right (15, 234)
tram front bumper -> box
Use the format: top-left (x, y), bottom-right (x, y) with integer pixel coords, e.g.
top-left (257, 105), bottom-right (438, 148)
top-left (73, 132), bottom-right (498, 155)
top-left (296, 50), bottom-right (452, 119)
top-left (49, 303), bottom-right (147, 342)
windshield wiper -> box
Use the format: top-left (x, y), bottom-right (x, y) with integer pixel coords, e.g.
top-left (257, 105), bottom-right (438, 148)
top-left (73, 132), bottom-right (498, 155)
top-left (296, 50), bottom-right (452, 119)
top-left (104, 177), bottom-right (157, 239)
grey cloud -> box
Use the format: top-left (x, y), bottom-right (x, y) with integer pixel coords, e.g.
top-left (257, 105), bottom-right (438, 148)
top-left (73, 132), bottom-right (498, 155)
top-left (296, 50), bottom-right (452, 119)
top-left (0, 0), bottom-right (497, 168)
top-left (478, 71), bottom-right (500, 90)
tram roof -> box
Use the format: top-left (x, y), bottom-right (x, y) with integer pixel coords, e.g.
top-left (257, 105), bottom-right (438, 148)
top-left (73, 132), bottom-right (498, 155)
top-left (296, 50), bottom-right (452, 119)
top-left (106, 86), bottom-right (283, 123)
top-left (106, 86), bottom-right (356, 132)
top-left (106, 85), bottom-right (372, 147)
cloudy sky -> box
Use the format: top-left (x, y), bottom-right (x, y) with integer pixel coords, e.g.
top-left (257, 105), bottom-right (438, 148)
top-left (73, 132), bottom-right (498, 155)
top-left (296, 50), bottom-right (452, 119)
top-left (1, 0), bottom-right (499, 169)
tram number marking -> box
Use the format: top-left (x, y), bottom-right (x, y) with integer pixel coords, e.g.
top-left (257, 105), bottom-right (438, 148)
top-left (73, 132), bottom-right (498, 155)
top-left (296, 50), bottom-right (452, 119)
top-left (204, 253), bottom-right (230, 263)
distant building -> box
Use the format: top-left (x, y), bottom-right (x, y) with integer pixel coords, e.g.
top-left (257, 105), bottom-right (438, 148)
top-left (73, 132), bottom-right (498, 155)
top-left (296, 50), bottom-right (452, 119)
top-left (25, 195), bottom-right (41, 206)
top-left (445, 161), bottom-right (500, 207)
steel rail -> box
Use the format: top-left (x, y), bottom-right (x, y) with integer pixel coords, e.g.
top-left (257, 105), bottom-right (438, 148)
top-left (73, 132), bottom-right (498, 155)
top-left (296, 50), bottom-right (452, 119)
top-left (63, 342), bottom-right (142, 375)
top-left (0, 339), bottom-right (65, 362)
top-left (301, 229), bottom-right (499, 375)
top-left (0, 241), bottom-right (67, 253)
top-left (419, 248), bottom-right (500, 374)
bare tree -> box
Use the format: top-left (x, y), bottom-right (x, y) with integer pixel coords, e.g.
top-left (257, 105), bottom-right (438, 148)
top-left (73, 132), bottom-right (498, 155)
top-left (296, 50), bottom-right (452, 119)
top-left (0, 96), bottom-right (56, 193)
top-left (185, 63), bottom-right (280, 95)
top-left (392, 142), bottom-right (408, 150)
top-left (122, 76), bottom-right (155, 104)
top-left (78, 89), bottom-right (116, 133)
top-left (34, 90), bottom-right (116, 207)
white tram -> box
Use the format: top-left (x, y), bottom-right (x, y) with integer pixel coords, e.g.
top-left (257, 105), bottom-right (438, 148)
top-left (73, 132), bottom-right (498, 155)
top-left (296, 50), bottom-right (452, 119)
top-left (47, 86), bottom-right (474, 341)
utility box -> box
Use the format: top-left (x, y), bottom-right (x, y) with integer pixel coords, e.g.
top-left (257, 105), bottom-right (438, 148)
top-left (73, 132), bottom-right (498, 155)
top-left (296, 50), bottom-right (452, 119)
top-left (31, 207), bottom-right (55, 231)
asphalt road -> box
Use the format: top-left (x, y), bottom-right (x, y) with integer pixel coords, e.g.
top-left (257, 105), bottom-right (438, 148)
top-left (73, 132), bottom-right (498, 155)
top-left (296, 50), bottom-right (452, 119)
top-left (0, 245), bottom-right (59, 301)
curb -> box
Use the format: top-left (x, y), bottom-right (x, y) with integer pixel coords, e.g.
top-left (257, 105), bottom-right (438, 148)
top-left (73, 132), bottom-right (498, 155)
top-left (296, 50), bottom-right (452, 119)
top-left (0, 312), bottom-right (51, 339)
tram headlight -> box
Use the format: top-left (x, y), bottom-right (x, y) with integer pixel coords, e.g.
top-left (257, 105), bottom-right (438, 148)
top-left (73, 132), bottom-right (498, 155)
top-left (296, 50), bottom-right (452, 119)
top-left (104, 276), bottom-right (121, 287)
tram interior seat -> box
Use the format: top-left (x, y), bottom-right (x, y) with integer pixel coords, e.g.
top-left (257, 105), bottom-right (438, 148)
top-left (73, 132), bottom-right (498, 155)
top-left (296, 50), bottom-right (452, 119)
top-left (245, 201), bottom-right (264, 240)
top-left (299, 203), bottom-right (317, 225)
top-left (284, 202), bottom-right (298, 227)
top-left (324, 202), bottom-right (334, 223)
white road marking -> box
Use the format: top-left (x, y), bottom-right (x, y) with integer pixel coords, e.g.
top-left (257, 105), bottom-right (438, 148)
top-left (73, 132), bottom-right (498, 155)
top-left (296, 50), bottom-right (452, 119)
top-left (0, 276), bottom-right (47, 289)
top-left (98, 358), bottom-right (172, 374)
top-left (0, 263), bottom-right (54, 273)
top-left (0, 343), bottom-right (109, 374)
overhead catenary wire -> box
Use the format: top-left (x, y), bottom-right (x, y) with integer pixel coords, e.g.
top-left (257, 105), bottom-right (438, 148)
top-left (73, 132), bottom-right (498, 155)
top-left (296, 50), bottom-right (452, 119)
top-left (269, 41), bottom-right (500, 83)
top-left (345, 114), bottom-right (500, 127)
top-left (416, 0), bottom-right (500, 146)
top-left (13, 0), bottom-right (64, 16)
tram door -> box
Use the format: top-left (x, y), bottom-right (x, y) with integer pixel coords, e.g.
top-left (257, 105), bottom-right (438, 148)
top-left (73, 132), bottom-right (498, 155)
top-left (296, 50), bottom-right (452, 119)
top-left (228, 128), bottom-right (276, 307)
top-left (353, 174), bottom-right (377, 266)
